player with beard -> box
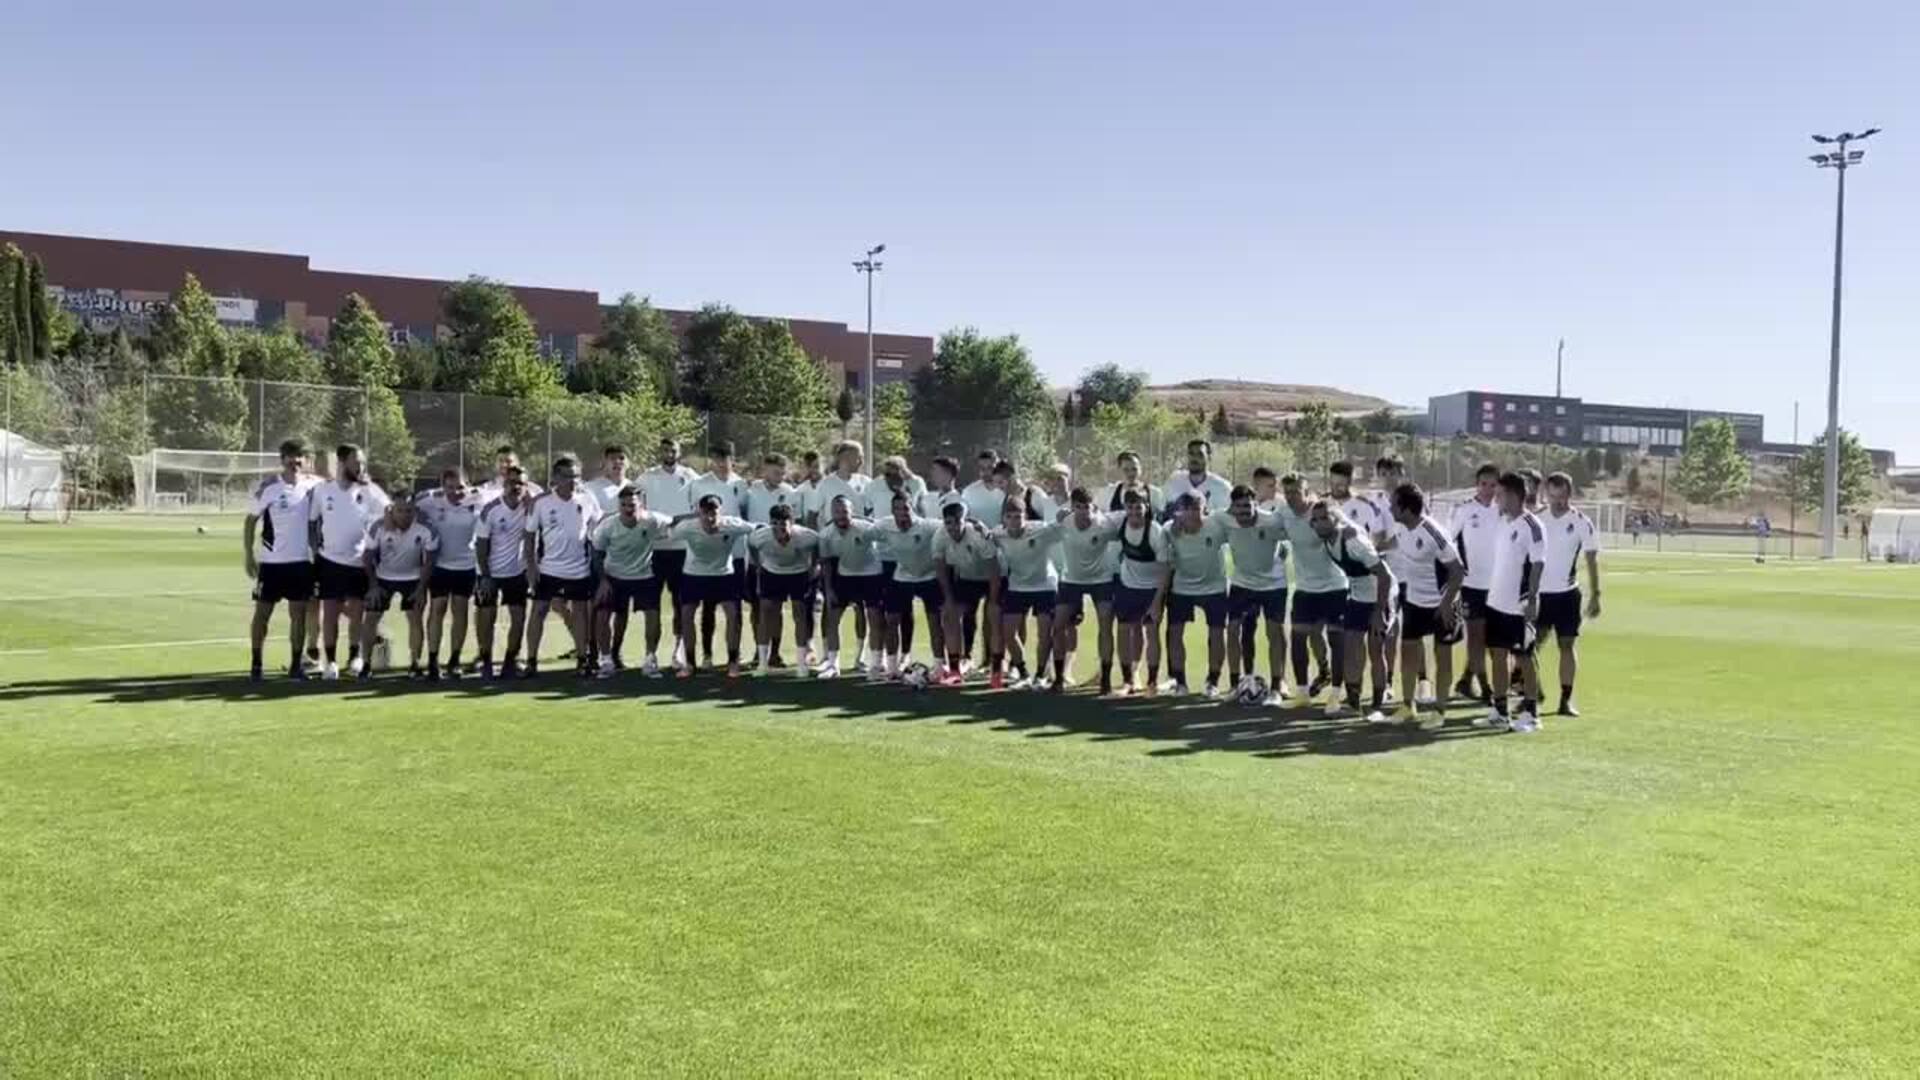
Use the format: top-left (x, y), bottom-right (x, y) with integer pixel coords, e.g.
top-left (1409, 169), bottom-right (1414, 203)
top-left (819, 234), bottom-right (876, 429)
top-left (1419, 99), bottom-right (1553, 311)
top-left (473, 467), bottom-right (533, 679)
top-left (359, 492), bottom-right (438, 680)
top-left (523, 456), bottom-right (602, 678)
top-left (307, 444), bottom-right (390, 681)
top-left (1386, 483), bottom-right (1462, 725)
top-left (418, 467), bottom-right (480, 680)
top-left (243, 439), bottom-right (321, 681)
top-left (640, 437), bottom-right (699, 666)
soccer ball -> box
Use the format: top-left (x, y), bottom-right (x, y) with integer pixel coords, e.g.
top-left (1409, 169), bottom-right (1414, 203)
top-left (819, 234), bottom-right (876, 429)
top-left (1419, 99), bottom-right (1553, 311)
top-left (195, 525), bottom-right (207, 535)
top-left (1233, 676), bottom-right (1270, 705)
top-left (901, 662), bottom-right (932, 690)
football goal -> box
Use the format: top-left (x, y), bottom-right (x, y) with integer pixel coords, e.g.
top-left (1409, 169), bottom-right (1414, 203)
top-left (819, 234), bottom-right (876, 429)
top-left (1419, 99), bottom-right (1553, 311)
top-left (129, 449), bottom-right (304, 513)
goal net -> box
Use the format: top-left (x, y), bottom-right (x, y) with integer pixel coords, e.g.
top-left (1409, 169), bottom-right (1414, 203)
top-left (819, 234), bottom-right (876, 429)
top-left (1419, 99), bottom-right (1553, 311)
top-left (130, 449), bottom-right (305, 513)
top-left (3, 428), bottom-right (66, 512)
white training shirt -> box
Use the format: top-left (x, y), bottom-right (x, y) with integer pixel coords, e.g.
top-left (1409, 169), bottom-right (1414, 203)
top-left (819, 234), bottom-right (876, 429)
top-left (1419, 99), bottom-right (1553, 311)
top-left (1449, 496), bottom-right (1503, 590)
top-left (1056, 515), bottom-right (1119, 586)
top-left (1165, 515), bottom-right (1232, 596)
top-left (693, 471), bottom-right (752, 560)
top-left (744, 480), bottom-right (801, 525)
top-left (1392, 516), bottom-right (1461, 608)
top-left (918, 486), bottom-right (965, 521)
top-left (416, 488), bottom-right (480, 572)
top-left (584, 475), bottom-right (632, 517)
top-left (933, 526), bottom-right (1001, 583)
top-left (475, 496), bottom-right (531, 577)
top-left (818, 518), bottom-right (883, 576)
top-left (960, 479), bottom-right (1004, 529)
top-left (1487, 511), bottom-right (1546, 616)
top-left (370, 519), bottom-right (438, 581)
top-left (1165, 470), bottom-right (1232, 515)
top-left (1328, 528), bottom-right (1390, 604)
top-left (751, 525), bottom-right (820, 575)
top-left (812, 472), bottom-right (871, 524)
top-left (638, 465), bottom-right (699, 550)
top-left (529, 488), bottom-right (602, 579)
top-left (308, 479), bottom-right (391, 567)
top-left (1224, 510), bottom-right (1287, 592)
top-left (1339, 491), bottom-right (1388, 541)
top-left (875, 517), bottom-right (942, 582)
top-left (1539, 506), bottom-right (1600, 595)
top-left (671, 517), bottom-right (755, 576)
top-left (476, 476), bottom-right (542, 504)
top-left (994, 525), bottom-right (1063, 592)
top-left (251, 474), bottom-right (320, 564)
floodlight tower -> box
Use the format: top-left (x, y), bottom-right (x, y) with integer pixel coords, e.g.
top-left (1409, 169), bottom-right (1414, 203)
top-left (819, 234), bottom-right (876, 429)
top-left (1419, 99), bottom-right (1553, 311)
top-left (1807, 128), bottom-right (1878, 558)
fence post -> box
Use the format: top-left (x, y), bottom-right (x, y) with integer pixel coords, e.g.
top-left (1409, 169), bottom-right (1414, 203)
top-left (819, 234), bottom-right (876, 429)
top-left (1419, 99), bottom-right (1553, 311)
top-left (1657, 455), bottom-right (1667, 553)
top-left (457, 392), bottom-right (465, 467)
top-left (3, 366), bottom-right (11, 512)
top-left (545, 414), bottom-right (554, 475)
top-left (256, 378), bottom-right (266, 453)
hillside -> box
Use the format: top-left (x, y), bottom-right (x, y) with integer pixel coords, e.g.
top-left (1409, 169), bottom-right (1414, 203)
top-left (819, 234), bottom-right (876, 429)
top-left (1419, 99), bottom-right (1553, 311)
top-left (1127, 380), bottom-right (1397, 429)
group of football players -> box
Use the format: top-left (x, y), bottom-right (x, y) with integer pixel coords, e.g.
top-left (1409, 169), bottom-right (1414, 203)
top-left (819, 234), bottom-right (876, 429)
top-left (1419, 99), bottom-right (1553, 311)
top-left (244, 434), bottom-right (1601, 732)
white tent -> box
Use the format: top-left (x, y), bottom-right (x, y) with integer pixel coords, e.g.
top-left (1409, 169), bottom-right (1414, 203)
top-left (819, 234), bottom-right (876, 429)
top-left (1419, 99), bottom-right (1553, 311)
top-left (1, 428), bottom-right (65, 511)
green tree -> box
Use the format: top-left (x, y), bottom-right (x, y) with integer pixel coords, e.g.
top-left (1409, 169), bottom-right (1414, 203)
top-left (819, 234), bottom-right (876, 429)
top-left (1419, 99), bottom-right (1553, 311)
top-left (1361, 407), bottom-right (1411, 438)
top-left (704, 320), bottom-right (834, 418)
top-left (835, 385), bottom-right (856, 437)
top-left (1083, 399), bottom-right (1208, 480)
top-left (1073, 363), bottom-right (1147, 412)
top-left (0, 364), bottom-right (66, 443)
top-left (437, 278), bottom-right (559, 398)
top-left (0, 246), bottom-right (16, 363)
top-left (1674, 417), bottom-right (1751, 505)
top-left (26, 255), bottom-right (51, 361)
top-left (363, 387), bottom-right (421, 488)
top-left (1584, 447), bottom-right (1606, 478)
top-left (874, 382), bottom-right (913, 459)
top-left (1787, 429), bottom-right (1876, 515)
top-left (1626, 466), bottom-right (1641, 497)
top-left (1603, 446), bottom-right (1624, 477)
top-left (10, 249), bottom-right (37, 365)
top-left (146, 274), bottom-right (247, 451)
top-left (324, 294), bottom-right (399, 388)
top-left (1210, 404), bottom-right (1232, 438)
top-left (909, 328), bottom-right (1053, 465)
top-left (585, 293), bottom-right (679, 399)
top-left (392, 340), bottom-right (440, 390)
top-left (231, 326), bottom-right (331, 451)
top-left (1287, 401), bottom-right (1341, 475)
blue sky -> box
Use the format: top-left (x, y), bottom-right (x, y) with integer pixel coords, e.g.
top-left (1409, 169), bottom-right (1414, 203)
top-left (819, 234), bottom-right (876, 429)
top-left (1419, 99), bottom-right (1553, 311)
top-left (6, 1), bottom-right (1914, 458)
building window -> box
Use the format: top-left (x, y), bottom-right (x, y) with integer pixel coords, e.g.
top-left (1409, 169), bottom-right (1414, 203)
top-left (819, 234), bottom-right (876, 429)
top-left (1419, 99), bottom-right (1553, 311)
top-left (1529, 424), bottom-right (1540, 436)
top-left (1555, 405), bottom-right (1567, 416)
top-left (1504, 423), bottom-right (1517, 434)
top-left (1529, 403), bottom-right (1539, 414)
top-left (1505, 402), bottom-right (1516, 412)
top-left (1554, 425), bottom-right (1566, 438)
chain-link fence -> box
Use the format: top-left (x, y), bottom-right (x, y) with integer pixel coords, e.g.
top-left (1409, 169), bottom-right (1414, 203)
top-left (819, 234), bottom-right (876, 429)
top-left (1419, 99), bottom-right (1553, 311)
top-left (0, 363), bottom-right (1861, 558)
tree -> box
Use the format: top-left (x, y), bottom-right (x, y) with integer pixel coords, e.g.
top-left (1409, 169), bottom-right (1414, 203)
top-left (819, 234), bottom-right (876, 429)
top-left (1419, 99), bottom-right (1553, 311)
top-left (1061, 393), bottom-right (1078, 427)
top-left (146, 274), bottom-right (247, 452)
top-left (149, 274), bottom-right (229, 375)
top-left (909, 328), bottom-right (1054, 463)
top-left (1210, 404), bottom-right (1232, 438)
top-left (677, 303), bottom-right (744, 411)
top-left (26, 255), bottom-right (51, 361)
top-left (437, 277), bottom-right (559, 398)
top-left (588, 293), bottom-right (679, 400)
top-left (874, 382), bottom-right (914, 459)
top-left (1073, 363), bottom-right (1147, 412)
top-left (1361, 407), bottom-right (1411, 438)
top-left (1674, 416), bottom-right (1750, 505)
top-left (1626, 466), bottom-right (1641, 496)
top-left (10, 249), bottom-right (37, 365)
top-left (1287, 400), bottom-right (1341, 474)
top-left (1787, 429), bottom-right (1876, 515)
top-left (704, 319), bottom-right (834, 418)
top-left (1603, 446), bottom-right (1624, 477)
top-left (835, 385), bottom-right (856, 435)
top-left (324, 293), bottom-right (399, 388)
top-left (392, 340), bottom-right (440, 390)
top-left (231, 326), bottom-right (331, 451)
top-left (0, 246), bottom-right (16, 364)
top-left (1584, 447), bottom-right (1606, 479)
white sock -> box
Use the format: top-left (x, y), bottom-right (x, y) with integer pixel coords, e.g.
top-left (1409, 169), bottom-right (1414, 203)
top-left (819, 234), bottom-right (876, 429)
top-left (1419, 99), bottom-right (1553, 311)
top-left (757, 644), bottom-right (771, 665)
top-left (826, 649), bottom-right (839, 665)
top-left (887, 652), bottom-right (901, 674)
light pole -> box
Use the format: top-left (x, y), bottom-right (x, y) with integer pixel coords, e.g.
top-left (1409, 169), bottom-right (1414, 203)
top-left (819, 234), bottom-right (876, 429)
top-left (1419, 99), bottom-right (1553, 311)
top-left (1808, 128), bottom-right (1878, 558)
top-left (852, 244), bottom-right (885, 463)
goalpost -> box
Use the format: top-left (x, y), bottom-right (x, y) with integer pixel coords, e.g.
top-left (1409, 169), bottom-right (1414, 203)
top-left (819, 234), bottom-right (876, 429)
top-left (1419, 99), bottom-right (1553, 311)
top-left (129, 449), bottom-right (303, 513)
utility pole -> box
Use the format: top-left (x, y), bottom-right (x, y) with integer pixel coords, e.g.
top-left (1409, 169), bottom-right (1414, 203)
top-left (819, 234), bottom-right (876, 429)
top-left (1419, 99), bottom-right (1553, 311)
top-left (1808, 128), bottom-right (1879, 558)
top-left (1555, 338), bottom-right (1564, 399)
top-left (852, 244), bottom-right (885, 463)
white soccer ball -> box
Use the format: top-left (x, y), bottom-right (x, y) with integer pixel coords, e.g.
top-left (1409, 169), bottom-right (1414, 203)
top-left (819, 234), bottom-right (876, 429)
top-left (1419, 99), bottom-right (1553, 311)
top-left (195, 525), bottom-right (208, 535)
top-left (1235, 676), bottom-right (1269, 705)
top-left (902, 662), bottom-right (932, 690)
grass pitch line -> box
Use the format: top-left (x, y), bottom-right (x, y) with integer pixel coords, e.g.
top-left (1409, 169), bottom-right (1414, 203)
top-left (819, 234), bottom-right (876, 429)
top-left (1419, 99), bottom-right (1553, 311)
top-left (0, 636), bottom-right (247, 657)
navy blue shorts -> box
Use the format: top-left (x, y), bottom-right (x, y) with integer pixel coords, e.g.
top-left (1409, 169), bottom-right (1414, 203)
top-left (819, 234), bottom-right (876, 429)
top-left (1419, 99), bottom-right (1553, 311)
top-left (1538, 589), bottom-right (1582, 640)
top-left (474, 574), bottom-right (529, 609)
top-left (536, 573), bottom-right (594, 603)
top-left (601, 574), bottom-right (664, 612)
top-left (428, 566), bottom-right (476, 598)
top-left (1056, 580), bottom-right (1110, 616)
top-left (1166, 591), bottom-right (1228, 628)
top-left (1486, 609), bottom-right (1536, 654)
top-left (1112, 583), bottom-right (1159, 625)
top-left (1228, 585), bottom-right (1287, 623)
top-left (947, 576), bottom-right (991, 612)
top-left (759, 569), bottom-right (813, 604)
top-left (253, 561), bottom-right (315, 605)
top-left (1460, 586), bottom-right (1491, 620)
top-left (1342, 598), bottom-right (1381, 633)
top-left (1289, 588), bottom-right (1347, 628)
top-left (1001, 588), bottom-right (1058, 617)
top-left (315, 557), bottom-right (366, 602)
top-left (371, 576), bottom-right (423, 613)
top-left (829, 572), bottom-right (883, 609)
top-left (678, 572), bottom-right (739, 607)
top-left (885, 577), bottom-right (944, 615)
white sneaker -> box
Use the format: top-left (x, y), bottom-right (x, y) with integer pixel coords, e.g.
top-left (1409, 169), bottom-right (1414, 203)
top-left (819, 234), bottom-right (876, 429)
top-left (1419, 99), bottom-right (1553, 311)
top-left (321, 661), bottom-right (339, 682)
top-left (1158, 678), bottom-right (1180, 695)
top-left (1513, 711), bottom-right (1543, 734)
top-left (597, 657), bottom-right (616, 680)
top-left (852, 658), bottom-right (870, 675)
top-left (815, 659), bottom-right (841, 680)
top-left (640, 656), bottom-right (662, 678)
top-left (1027, 676), bottom-right (1049, 693)
top-left (959, 659), bottom-right (975, 677)
top-left (1323, 700), bottom-right (1347, 718)
top-left (1415, 679), bottom-right (1435, 705)
top-left (1367, 708), bottom-right (1394, 725)
top-left (1202, 682), bottom-right (1223, 701)
top-left (347, 655), bottom-right (365, 677)
top-left (1262, 690), bottom-right (1284, 707)
top-left (1382, 686), bottom-right (1398, 705)
top-left (1473, 710), bottom-right (1512, 731)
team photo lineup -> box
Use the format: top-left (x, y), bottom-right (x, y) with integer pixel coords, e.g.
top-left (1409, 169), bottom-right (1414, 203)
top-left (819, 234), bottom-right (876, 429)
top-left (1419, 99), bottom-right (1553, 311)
top-left (247, 433), bottom-right (1602, 732)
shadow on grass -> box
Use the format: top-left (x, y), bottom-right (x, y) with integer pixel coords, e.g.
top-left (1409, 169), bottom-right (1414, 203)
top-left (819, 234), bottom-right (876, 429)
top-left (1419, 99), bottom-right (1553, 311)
top-left (0, 666), bottom-right (1503, 760)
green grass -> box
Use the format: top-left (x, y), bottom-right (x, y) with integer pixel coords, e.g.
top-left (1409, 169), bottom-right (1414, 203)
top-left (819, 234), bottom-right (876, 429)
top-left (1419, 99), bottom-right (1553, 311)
top-left (3, 515), bottom-right (1917, 1075)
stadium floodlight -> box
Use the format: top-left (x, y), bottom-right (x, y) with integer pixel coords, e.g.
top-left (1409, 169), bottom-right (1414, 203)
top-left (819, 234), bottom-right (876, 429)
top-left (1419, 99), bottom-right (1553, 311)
top-left (1807, 128), bottom-right (1879, 559)
top-left (852, 244), bottom-right (886, 463)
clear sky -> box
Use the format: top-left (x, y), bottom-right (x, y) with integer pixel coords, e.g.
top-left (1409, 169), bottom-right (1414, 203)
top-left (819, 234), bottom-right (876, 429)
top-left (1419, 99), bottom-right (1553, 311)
top-left (5, 1), bottom-right (1914, 459)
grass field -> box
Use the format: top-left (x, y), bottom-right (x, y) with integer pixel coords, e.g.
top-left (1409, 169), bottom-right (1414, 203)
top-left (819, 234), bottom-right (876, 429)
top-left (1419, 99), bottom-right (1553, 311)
top-left (3, 515), bottom-right (1917, 1075)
